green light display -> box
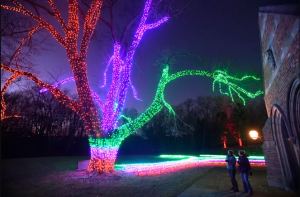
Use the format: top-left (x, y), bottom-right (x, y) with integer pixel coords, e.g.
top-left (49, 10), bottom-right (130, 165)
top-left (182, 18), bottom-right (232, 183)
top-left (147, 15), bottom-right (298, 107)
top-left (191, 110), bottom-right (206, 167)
top-left (89, 65), bottom-right (264, 154)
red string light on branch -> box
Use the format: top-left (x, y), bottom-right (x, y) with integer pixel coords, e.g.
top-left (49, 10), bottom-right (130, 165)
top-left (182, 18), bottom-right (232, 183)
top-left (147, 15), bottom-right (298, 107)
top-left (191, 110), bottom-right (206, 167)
top-left (1, 74), bottom-right (21, 120)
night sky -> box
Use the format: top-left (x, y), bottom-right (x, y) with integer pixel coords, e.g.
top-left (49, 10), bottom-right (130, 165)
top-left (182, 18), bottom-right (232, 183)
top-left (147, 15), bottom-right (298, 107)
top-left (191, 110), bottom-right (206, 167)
top-left (16, 0), bottom-right (299, 113)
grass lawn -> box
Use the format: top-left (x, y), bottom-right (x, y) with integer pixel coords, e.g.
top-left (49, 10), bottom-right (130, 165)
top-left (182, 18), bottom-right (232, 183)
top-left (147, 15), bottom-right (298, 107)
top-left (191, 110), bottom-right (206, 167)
top-left (1, 155), bottom-right (213, 197)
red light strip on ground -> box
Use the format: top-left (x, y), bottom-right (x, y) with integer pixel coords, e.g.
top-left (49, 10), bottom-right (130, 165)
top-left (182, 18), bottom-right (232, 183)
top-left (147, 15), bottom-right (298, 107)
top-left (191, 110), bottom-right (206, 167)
top-left (115, 157), bottom-right (265, 176)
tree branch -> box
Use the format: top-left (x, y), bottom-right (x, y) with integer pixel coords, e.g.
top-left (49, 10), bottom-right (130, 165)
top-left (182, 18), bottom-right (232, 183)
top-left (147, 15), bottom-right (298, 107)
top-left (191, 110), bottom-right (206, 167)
top-left (10, 24), bottom-right (43, 69)
top-left (120, 12), bottom-right (142, 43)
top-left (169, 0), bottom-right (194, 17)
top-left (1, 73), bottom-right (19, 120)
top-left (1, 64), bottom-right (81, 114)
top-left (83, 0), bottom-right (115, 42)
top-left (48, 0), bottom-right (68, 33)
top-left (1, 1), bottom-right (66, 47)
top-left (90, 90), bottom-right (105, 111)
top-left (79, 0), bottom-right (103, 60)
top-left (114, 0), bottom-right (172, 127)
top-left (145, 16), bottom-right (169, 29)
top-left (108, 0), bottom-right (116, 42)
top-left (66, 0), bottom-right (79, 53)
top-left (22, 0), bottom-right (55, 16)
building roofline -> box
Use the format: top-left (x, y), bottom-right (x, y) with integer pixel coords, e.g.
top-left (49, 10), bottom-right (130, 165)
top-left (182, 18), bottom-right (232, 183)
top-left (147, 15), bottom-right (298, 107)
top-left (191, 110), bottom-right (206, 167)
top-left (259, 4), bottom-right (299, 16)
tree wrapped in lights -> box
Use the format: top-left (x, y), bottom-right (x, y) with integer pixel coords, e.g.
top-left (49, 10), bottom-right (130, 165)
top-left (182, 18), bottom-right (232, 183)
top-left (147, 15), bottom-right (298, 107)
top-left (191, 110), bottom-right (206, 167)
top-left (1, 74), bottom-right (22, 121)
top-left (1, 0), bottom-right (263, 173)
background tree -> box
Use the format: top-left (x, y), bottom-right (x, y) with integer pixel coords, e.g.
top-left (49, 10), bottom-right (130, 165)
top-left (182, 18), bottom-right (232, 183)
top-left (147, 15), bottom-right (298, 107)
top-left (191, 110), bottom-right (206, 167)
top-left (196, 95), bottom-right (215, 149)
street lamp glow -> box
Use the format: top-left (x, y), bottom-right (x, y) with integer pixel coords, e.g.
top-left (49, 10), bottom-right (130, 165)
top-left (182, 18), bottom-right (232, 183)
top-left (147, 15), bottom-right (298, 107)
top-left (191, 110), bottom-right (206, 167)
top-left (249, 130), bottom-right (258, 140)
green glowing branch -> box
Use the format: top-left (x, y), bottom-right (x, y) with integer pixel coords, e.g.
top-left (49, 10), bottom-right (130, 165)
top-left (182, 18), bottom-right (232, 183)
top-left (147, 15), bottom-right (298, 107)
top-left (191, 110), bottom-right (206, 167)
top-left (119, 115), bottom-right (132, 123)
top-left (161, 94), bottom-right (176, 116)
top-left (91, 65), bottom-right (263, 145)
top-left (212, 69), bottom-right (263, 104)
top-left (213, 70), bottom-right (261, 81)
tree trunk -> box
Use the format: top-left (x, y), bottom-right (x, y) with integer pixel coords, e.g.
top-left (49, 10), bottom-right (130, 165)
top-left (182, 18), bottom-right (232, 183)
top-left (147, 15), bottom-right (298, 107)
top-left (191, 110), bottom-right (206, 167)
top-left (87, 138), bottom-right (120, 173)
top-left (69, 58), bottom-right (101, 136)
top-left (87, 145), bottom-right (119, 173)
top-left (202, 124), bottom-right (206, 149)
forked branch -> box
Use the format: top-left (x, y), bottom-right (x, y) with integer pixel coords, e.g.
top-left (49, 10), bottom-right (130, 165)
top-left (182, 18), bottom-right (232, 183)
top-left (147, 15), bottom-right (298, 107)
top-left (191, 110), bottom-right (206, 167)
top-left (1, 1), bottom-right (66, 47)
top-left (1, 64), bottom-right (81, 114)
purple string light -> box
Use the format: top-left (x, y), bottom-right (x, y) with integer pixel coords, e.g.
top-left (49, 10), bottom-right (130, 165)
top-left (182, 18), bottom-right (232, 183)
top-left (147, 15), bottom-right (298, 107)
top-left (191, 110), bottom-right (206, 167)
top-left (100, 56), bottom-right (114, 88)
top-left (90, 90), bottom-right (105, 111)
top-left (102, 43), bottom-right (123, 132)
top-left (111, 0), bottom-right (169, 131)
top-left (39, 77), bottom-right (104, 111)
top-left (130, 78), bottom-right (143, 101)
top-left (39, 77), bottom-right (74, 92)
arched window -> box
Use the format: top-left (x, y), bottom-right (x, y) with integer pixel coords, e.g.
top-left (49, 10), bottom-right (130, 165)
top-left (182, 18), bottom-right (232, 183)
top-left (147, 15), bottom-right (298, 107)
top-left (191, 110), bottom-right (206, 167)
top-left (271, 105), bottom-right (299, 190)
top-left (288, 77), bottom-right (300, 149)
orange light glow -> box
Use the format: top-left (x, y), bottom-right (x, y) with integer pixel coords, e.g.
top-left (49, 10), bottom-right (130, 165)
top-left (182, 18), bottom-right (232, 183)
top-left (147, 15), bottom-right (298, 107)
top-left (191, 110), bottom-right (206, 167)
top-left (249, 130), bottom-right (258, 140)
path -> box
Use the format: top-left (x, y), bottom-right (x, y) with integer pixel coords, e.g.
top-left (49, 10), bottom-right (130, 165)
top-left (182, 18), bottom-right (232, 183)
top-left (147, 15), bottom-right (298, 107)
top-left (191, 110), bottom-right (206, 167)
top-left (178, 167), bottom-right (297, 197)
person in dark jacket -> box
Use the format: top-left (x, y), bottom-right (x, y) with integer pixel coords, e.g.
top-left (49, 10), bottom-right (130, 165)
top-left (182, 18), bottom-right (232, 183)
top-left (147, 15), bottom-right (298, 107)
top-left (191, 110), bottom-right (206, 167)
top-left (225, 150), bottom-right (239, 192)
top-left (237, 150), bottom-right (253, 196)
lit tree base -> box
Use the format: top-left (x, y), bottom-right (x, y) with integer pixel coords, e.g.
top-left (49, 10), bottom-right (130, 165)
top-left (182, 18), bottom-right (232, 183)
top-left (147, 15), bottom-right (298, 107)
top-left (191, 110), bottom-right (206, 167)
top-left (87, 146), bottom-right (119, 173)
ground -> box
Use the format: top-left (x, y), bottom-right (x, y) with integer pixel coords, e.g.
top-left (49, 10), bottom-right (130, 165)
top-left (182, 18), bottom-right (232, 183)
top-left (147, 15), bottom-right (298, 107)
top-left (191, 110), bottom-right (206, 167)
top-left (179, 167), bottom-right (298, 197)
top-left (1, 156), bottom-right (297, 197)
top-left (1, 156), bottom-right (211, 197)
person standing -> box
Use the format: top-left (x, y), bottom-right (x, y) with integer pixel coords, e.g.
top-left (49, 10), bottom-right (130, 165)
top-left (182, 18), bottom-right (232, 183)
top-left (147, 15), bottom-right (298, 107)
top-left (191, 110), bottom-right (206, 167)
top-left (237, 150), bottom-right (253, 196)
top-left (225, 150), bottom-right (239, 192)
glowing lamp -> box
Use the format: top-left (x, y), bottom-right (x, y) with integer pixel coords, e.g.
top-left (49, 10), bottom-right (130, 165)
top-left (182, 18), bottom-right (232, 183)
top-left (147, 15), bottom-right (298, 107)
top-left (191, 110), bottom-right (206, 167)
top-left (249, 130), bottom-right (258, 140)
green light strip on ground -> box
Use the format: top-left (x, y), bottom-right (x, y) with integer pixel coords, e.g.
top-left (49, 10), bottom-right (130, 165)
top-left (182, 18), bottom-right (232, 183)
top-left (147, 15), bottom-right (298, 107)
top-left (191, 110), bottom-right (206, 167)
top-left (159, 155), bottom-right (192, 158)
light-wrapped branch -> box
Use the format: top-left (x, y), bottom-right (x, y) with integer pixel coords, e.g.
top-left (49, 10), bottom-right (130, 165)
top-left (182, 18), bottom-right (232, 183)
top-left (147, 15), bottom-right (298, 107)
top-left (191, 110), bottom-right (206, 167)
top-left (1, 64), bottom-right (81, 114)
top-left (1, 74), bottom-right (20, 120)
top-left (1, 1), bottom-right (66, 47)
top-left (12, 24), bottom-right (43, 69)
top-left (48, 0), bottom-right (68, 33)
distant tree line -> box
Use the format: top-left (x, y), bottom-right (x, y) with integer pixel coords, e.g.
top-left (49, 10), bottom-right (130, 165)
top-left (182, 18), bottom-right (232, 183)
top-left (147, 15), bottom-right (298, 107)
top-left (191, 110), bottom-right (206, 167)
top-left (1, 85), bottom-right (85, 138)
top-left (140, 95), bottom-right (267, 152)
top-left (1, 83), bottom-right (267, 156)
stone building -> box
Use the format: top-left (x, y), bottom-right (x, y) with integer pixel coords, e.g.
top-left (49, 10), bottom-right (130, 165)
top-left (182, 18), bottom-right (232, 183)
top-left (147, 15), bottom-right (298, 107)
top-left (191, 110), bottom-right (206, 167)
top-left (259, 4), bottom-right (299, 192)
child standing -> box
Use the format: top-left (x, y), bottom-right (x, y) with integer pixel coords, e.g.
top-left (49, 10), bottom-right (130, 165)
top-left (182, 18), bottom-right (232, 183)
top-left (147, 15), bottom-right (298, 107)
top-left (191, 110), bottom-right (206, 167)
top-left (225, 150), bottom-right (239, 192)
top-left (237, 150), bottom-right (253, 196)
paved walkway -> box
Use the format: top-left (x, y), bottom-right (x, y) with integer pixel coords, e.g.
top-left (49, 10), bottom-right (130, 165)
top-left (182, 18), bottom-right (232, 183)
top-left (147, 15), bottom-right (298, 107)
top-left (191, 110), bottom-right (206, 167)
top-left (178, 167), bottom-right (298, 197)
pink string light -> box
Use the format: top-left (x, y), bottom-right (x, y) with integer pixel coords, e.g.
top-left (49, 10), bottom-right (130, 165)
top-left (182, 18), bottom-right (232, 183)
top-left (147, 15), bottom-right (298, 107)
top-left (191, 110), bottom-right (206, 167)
top-left (146, 16), bottom-right (170, 29)
top-left (102, 43), bottom-right (123, 132)
top-left (90, 90), bottom-right (105, 111)
top-left (116, 158), bottom-right (266, 176)
top-left (110, 0), bottom-right (169, 132)
top-left (39, 77), bottom-right (75, 92)
top-left (130, 78), bottom-right (143, 101)
top-left (100, 56), bottom-right (114, 88)
top-left (39, 77), bottom-right (104, 111)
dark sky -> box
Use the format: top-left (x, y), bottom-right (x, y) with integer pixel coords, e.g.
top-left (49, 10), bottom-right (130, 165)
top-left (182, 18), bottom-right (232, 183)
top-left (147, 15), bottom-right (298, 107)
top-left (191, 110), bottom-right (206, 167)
top-left (27, 0), bottom-right (299, 113)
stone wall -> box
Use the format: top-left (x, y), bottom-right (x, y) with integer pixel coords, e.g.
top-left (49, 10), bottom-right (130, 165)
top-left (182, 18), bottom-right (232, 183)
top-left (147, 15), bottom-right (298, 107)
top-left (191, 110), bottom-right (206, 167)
top-left (262, 118), bottom-right (285, 188)
top-left (259, 8), bottom-right (299, 191)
